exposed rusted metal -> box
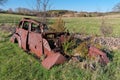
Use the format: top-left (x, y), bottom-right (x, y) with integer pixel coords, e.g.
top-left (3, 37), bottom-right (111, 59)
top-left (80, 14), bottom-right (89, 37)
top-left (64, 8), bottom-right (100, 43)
top-left (10, 18), bottom-right (110, 69)
top-left (42, 52), bottom-right (66, 69)
top-left (88, 46), bottom-right (110, 65)
top-left (10, 18), bottom-right (68, 69)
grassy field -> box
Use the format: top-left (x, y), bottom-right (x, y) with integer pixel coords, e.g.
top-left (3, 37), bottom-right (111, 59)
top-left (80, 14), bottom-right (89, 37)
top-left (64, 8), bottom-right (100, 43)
top-left (64, 16), bottom-right (120, 37)
top-left (0, 13), bottom-right (37, 26)
top-left (1, 13), bottom-right (120, 37)
top-left (0, 33), bottom-right (120, 80)
top-left (0, 13), bottom-right (120, 80)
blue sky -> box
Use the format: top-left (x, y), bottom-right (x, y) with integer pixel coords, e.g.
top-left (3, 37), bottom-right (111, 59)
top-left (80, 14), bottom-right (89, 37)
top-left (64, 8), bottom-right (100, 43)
top-left (0, 0), bottom-right (120, 12)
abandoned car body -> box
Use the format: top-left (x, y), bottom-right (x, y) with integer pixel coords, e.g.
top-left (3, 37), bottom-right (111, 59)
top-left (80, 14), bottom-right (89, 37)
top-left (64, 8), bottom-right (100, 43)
top-left (10, 18), bottom-right (110, 69)
top-left (10, 18), bottom-right (69, 69)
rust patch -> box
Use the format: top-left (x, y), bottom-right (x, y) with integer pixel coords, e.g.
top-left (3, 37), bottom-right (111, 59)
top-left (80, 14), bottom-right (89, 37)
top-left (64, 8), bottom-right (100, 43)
top-left (88, 46), bottom-right (110, 65)
top-left (42, 52), bottom-right (66, 69)
top-left (10, 18), bottom-right (69, 69)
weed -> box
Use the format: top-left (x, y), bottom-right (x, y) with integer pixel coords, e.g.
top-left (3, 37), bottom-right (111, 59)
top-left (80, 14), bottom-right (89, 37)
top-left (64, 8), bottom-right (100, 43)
top-left (50, 17), bottom-right (66, 32)
top-left (74, 36), bottom-right (102, 58)
top-left (100, 17), bottom-right (113, 37)
top-left (62, 40), bottom-right (75, 56)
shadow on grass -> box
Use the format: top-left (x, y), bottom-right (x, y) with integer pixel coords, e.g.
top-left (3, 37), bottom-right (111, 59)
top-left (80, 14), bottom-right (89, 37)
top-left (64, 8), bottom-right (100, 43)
top-left (102, 48), bottom-right (114, 61)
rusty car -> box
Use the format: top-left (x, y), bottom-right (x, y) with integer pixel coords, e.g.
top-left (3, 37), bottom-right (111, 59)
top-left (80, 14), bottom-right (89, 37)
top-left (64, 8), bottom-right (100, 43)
top-left (10, 18), bottom-right (110, 69)
top-left (10, 18), bottom-right (70, 69)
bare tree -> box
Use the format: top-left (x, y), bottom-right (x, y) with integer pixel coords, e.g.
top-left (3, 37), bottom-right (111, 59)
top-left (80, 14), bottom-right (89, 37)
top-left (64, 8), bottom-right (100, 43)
top-left (36, 0), bottom-right (51, 23)
top-left (42, 0), bottom-right (50, 23)
top-left (7, 8), bottom-right (13, 13)
top-left (113, 2), bottom-right (120, 12)
top-left (36, 0), bottom-right (41, 12)
top-left (15, 7), bottom-right (31, 15)
top-left (0, 0), bottom-right (7, 5)
top-left (36, 0), bottom-right (42, 20)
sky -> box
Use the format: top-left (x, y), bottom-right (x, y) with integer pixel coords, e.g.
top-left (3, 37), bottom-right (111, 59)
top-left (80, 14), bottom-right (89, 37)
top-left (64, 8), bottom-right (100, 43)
top-left (0, 0), bottom-right (120, 12)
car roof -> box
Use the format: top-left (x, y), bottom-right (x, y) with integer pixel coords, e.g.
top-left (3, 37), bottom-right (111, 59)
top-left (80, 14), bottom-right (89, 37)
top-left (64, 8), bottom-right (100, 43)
top-left (21, 18), bottom-right (42, 25)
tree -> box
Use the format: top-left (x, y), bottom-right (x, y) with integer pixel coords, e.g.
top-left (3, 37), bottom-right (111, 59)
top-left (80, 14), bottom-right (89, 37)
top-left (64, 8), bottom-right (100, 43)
top-left (0, 0), bottom-right (7, 5)
top-left (7, 8), bottom-right (13, 13)
top-left (36, 0), bottom-right (51, 23)
top-left (42, 0), bottom-right (50, 23)
top-left (15, 7), bottom-right (31, 15)
top-left (0, 8), bottom-right (3, 11)
top-left (113, 2), bottom-right (120, 12)
top-left (36, 0), bottom-right (41, 12)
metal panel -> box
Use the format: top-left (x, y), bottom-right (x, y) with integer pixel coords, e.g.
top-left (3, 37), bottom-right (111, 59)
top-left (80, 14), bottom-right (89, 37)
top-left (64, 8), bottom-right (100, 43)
top-left (28, 32), bottom-right (43, 57)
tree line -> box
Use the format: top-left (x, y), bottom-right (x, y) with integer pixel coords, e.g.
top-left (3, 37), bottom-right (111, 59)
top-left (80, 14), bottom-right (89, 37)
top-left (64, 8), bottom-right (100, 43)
top-left (1, 0), bottom-right (120, 22)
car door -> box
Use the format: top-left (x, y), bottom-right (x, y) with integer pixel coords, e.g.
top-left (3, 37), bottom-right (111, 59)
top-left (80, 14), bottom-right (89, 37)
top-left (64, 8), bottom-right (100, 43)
top-left (17, 21), bottom-right (29, 50)
top-left (28, 22), bottom-right (43, 57)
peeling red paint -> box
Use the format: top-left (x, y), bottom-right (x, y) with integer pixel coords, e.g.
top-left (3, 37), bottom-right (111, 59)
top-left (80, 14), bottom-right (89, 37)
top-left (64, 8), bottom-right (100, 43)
top-left (10, 18), bottom-right (68, 69)
top-left (88, 46), bottom-right (110, 65)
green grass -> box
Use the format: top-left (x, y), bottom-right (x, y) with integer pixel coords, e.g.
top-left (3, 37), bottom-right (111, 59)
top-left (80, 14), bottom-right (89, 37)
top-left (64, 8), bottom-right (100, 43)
top-left (0, 30), bottom-right (120, 80)
top-left (0, 13), bottom-right (37, 26)
top-left (49, 16), bottom-right (120, 37)
top-left (0, 13), bottom-right (120, 80)
top-left (64, 17), bottom-right (101, 34)
top-left (63, 17), bottom-right (120, 37)
top-left (1, 13), bottom-right (120, 37)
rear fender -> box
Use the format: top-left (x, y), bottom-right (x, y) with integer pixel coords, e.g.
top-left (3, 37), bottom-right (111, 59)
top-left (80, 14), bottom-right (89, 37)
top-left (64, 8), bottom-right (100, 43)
top-left (10, 34), bottom-right (22, 48)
